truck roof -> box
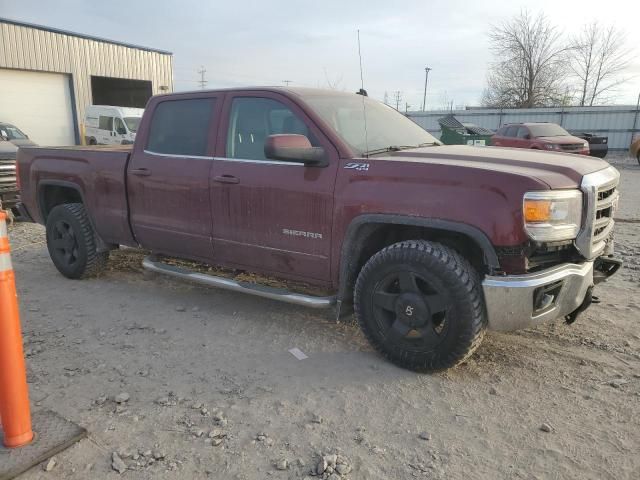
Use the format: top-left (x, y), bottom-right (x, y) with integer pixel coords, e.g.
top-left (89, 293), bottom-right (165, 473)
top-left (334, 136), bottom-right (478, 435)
top-left (156, 86), bottom-right (359, 99)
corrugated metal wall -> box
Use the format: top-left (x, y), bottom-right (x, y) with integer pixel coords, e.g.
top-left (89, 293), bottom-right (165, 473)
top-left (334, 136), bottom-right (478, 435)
top-left (408, 105), bottom-right (640, 151)
top-left (0, 19), bottom-right (173, 143)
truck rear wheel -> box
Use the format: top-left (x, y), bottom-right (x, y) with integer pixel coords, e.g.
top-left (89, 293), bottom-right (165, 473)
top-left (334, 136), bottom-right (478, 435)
top-left (354, 240), bottom-right (486, 371)
top-left (46, 203), bottom-right (108, 279)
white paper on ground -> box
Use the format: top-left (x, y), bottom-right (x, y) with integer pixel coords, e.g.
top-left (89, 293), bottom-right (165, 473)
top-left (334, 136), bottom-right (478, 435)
top-left (288, 347), bottom-right (308, 360)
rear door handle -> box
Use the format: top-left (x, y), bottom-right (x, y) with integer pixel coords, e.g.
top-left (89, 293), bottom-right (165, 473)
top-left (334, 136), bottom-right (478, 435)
top-left (130, 168), bottom-right (152, 176)
top-left (214, 175), bottom-right (240, 184)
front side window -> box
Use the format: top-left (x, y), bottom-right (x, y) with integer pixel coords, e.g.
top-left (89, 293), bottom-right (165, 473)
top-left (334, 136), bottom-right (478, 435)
top-left (505, 125), bottom-right (518, 137)
top-left (516, 126), bottom-right (530, 139)
top-left (147, 98), bottom-right (214, 156)
top-left (99, 116), bottom-right (114, 131)
top-left (226, 97), bottom-right (315, 160)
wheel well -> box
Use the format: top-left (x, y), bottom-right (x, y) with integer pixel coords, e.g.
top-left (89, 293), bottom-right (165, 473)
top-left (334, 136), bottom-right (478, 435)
top-left (39, 185), bottom-right (83, 220)
top-left (339, 223), bottom-right (492, 305)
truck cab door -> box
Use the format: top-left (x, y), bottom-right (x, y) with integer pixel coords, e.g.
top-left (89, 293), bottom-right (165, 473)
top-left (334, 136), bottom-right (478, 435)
top-left (210, 92), bottom-right (339, 283)
top-left (127, 94), bottom-right (221, 262)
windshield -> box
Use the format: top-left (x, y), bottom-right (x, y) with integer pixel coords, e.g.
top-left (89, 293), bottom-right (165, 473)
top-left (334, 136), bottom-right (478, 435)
top-left (0, 124), bottom-right (27, 140)
top-left (123, 117), bottom-right (141, 133)
top-left (528, 124), bottom-right (570, 137)
top-left (301, 94), bottom-right (439, 155)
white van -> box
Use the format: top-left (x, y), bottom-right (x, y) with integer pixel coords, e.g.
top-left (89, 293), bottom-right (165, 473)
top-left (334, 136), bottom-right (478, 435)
top-left (84, 106), bottom-right (143, 145)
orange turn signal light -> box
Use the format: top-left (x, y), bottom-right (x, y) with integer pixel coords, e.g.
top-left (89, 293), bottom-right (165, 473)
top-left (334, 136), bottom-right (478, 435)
top-left (524, 200), bottom-right (551, 222)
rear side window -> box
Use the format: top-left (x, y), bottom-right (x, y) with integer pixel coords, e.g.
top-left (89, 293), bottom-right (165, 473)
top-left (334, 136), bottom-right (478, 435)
top-left (99, 116), bottom-right (113, 131)
top-left (147, 98), bottom-right (214, 156)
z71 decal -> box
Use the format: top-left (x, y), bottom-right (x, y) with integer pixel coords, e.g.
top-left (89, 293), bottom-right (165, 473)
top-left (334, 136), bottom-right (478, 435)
top-left (344, 162), bottom-right (370, 171)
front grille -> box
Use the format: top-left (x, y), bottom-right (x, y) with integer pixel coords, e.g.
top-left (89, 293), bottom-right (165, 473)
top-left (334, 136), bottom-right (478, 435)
top-left (575, 167), bottom-right (619, 259)
top-left (0, 152), bottom-right (18, 212)
top-left (560, 143), bottom-right (583, 151)
top-left (0, 156), bottom-right (17, 195)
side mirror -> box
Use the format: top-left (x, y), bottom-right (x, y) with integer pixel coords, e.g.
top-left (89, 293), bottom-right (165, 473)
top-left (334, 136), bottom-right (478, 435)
top-left (264, 134), bottom-right (327, 166)
top-left (524, 134), bottom-right (531, 140)
top-left (117, 127), bottom-right (127, 135)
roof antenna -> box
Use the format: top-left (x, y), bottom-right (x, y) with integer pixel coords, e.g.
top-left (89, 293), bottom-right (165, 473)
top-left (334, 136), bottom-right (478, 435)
top-left (357, 29), bottom-right (369, 157)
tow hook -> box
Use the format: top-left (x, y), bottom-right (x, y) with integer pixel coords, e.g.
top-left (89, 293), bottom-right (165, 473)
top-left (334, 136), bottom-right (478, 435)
top-left (565, 285), bottom-right (596, 325)
top-left (593, 256), bottom-right (623, 284)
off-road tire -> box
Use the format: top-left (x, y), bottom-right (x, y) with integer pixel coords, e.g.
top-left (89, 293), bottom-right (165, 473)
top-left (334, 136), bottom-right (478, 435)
top-left (354, 240), bottom-right (486, 371)
top-left (46, 203), bottom-right (108, 279)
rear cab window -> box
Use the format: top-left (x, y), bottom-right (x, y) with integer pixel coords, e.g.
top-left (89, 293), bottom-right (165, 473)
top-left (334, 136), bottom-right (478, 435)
top-left (146, 98), bottom-right (215, 156)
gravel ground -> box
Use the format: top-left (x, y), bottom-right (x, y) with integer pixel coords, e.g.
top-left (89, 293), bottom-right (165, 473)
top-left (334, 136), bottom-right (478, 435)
top-left (4, 156), bottom-right (640, 480)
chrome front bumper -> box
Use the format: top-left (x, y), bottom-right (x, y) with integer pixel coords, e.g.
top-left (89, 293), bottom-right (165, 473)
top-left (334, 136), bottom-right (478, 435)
top-left (482, 262), bottom-right (595, 331)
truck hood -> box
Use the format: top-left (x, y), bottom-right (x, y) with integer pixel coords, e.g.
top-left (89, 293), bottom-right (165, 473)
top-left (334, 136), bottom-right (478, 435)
top-left (536, 135), bottom-right (585, 144)
top-left (376, 144), bottom-right (608, 188)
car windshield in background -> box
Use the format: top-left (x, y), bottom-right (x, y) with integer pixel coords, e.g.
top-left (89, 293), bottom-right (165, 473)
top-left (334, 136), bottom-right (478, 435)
top-left (124, 117), bottom-right (141, 133)
top-left (301, 94), bottom-right (439, 156)
top-left (528, 124), bottom-right (570, 137)
top-left (1, 124), bottom-right (28, 139)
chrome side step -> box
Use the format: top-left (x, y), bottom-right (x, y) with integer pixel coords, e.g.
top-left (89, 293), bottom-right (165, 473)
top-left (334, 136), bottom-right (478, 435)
top-left (142, 256), bottom-right (336, 309)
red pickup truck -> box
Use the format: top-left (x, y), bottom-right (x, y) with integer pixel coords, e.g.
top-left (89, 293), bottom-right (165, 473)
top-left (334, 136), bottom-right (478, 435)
top-left (17, 87), bottom-right (622, 371)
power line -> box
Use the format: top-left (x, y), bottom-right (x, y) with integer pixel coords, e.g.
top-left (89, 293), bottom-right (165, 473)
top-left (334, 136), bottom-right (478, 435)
top-left (393, 90), bottom-right (402, 110)
top-left (197, 65), bottom-right (208, 89)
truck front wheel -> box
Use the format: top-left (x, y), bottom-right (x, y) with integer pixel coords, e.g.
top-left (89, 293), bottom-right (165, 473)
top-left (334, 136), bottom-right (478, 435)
top-left (46, 203), bottom-right (108, 279)
top-left (354, 240), bottom-right (486, 371)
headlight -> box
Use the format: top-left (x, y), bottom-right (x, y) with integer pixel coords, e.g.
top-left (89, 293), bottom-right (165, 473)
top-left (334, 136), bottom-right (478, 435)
top-left (582, 142), bottom-right (589, 148)
top-left (523, 190), bottom-right (583, 241)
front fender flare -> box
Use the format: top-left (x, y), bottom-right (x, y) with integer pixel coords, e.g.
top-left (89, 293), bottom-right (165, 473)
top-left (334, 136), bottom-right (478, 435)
top-left (336, 214), bottom-right (500, 307)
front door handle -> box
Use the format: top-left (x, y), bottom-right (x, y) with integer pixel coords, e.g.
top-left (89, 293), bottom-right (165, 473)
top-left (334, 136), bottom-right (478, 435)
top-left (130, 168), bottom-right (152, 176)
top-left (214, 175), bottom-right (240, 184)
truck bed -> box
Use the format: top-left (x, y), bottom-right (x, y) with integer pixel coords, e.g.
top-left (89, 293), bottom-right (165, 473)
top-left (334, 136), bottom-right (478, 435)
top-left (17, 144), bottom-right (136, 247)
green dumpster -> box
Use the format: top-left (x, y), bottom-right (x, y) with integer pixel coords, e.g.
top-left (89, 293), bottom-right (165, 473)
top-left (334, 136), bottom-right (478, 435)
top-left (438, 115), bottom-right (493, 146)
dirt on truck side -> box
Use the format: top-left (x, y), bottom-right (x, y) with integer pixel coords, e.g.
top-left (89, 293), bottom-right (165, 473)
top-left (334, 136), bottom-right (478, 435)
top-left (7, 156), bottom-right (640, 480)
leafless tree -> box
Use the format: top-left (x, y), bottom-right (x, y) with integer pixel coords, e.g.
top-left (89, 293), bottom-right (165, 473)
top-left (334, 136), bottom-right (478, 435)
top-left (568, 22), bottom-right (631, 106)
top-left (323, 68), bottom-right (344, 90)
top-left (483, 10), bottom-right (569, 108)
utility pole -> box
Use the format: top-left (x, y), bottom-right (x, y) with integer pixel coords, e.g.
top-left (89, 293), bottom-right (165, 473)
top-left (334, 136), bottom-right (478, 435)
top-left (282, 80), bottom-right (293, 86)
top-left (422, 67), bottom-right (432, 111)
top-left (405, 102), bottom-right (410, 113)
top-left (393, 90), bottom-right (402, 111)
top-left (197, 66), bottom-right (207, 89)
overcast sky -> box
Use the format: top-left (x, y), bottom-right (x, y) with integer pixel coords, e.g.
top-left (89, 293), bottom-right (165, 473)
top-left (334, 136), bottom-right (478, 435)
top-left (2, 0), bottom-right (639, 109)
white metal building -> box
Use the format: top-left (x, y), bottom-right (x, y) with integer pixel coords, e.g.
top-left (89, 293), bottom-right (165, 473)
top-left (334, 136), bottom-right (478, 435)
top-left (0, 18), bottom-right (173, 146)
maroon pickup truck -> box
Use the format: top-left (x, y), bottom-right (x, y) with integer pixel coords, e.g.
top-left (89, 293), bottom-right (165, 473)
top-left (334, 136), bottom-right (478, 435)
top-left (17, 87), bottom-right (622, 371)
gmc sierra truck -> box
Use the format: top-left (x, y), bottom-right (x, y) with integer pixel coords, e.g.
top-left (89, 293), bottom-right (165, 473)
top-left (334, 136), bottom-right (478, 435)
top-left (16, 87), bottom-right (622, 371)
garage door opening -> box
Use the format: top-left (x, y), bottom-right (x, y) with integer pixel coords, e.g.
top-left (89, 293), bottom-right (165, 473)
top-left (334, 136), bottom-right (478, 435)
top-left (91, 76), bottom-right (152, 108)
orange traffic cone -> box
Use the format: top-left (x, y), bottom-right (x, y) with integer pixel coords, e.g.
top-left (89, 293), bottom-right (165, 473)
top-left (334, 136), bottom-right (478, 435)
top-left (0, 210), bottom-right (33, 448)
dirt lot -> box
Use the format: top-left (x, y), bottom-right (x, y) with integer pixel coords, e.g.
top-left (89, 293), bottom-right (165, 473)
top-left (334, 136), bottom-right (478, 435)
top-left (5, 156), bottom-right (640, 480)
